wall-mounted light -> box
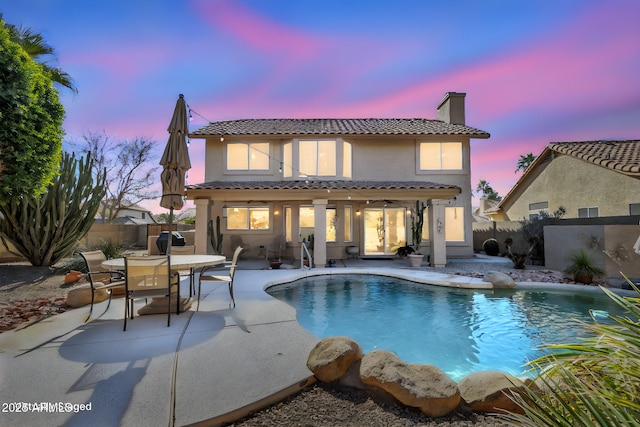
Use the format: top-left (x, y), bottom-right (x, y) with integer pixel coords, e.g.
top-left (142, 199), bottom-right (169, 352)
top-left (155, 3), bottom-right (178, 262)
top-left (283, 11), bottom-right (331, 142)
top-left (347, 193), bottom-right (351, 200)
top-left (222, 205), bottom-right (227, 218)
top-left (278, 162), bottom-right (283, 173)
top-left (356, 209), bottom-right (361, 215)
top-left (274, 210), bottom-right (280, 216)
top-left (220, 135), bottom-right (225, 142)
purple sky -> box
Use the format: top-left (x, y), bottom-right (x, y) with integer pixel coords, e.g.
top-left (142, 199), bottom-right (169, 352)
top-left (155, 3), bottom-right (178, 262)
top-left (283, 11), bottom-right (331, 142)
top-left (3, 0), bottom-right (639, 214)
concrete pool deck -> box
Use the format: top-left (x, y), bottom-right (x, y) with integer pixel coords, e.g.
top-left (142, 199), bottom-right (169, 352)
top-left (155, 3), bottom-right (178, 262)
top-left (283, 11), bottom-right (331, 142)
top-left (0, 255), bottom-right (630, 426)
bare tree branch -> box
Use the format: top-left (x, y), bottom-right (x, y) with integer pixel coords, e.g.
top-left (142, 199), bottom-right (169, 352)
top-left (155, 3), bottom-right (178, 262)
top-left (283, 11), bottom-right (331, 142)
top-left (73, 131), bottom-right (159, 223)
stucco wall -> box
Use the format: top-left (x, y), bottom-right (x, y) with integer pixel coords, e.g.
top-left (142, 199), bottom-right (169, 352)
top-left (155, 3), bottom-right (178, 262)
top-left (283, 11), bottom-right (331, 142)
top-left (544, 224), bottom-right (640, 280)
top-left (472, 221), bottom-right (528, 255)
top-left (505, 155), bottom-right (640, 220)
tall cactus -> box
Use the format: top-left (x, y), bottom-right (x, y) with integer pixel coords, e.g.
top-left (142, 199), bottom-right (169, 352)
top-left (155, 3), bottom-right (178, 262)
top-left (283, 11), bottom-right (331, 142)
top-left (208, 216), bottom-right (223, 254)
top-left (0, 152), bottom-right (106, 266)
top-left (411, 200), bottom-right (426, 250)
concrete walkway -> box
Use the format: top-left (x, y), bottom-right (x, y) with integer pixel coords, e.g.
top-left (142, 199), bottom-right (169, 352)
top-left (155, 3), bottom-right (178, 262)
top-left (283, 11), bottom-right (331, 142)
top-left (0, 257), bottom-right (496, 427)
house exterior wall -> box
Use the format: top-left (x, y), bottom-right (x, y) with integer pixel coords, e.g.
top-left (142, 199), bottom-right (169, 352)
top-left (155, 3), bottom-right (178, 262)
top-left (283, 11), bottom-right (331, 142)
top-left (197, 134), bottom-right (475, 260)
top-left (504, 155), bottom-right (640, 220)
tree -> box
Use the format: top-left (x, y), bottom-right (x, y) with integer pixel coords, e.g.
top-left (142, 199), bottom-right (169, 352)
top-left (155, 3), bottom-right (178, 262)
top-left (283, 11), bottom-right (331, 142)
top-left (75, 132), bottom-right (159, 223)
top-left (1, 15), bottom-right (77, 94)
top-left (0, 153), bottom-right (106, 266)
top-left (515, 152), bottom-right (537, 173)
top-left (475, 179), bottom-right (502, 201)
top-left (0, 22), bottom-right (65, 204)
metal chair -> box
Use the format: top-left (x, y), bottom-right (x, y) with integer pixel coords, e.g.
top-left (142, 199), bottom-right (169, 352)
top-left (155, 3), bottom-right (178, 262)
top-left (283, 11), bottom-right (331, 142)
top-left (79, 250), bottom-right (125, 322)
top-left (197, 246), bottom-right (242, 310)
top-left (123, 255), bottom-right (179, 331)
top-left (265, 235), bottom-right (286, 261)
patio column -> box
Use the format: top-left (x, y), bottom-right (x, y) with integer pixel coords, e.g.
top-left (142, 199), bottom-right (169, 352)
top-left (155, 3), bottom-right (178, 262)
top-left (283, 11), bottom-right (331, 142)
top-left (194, 199), bottom-right (211, 254)
top-left (312, 199), bottom-right (327, 267)
top-left (428, 200), bottom-right (447, 267)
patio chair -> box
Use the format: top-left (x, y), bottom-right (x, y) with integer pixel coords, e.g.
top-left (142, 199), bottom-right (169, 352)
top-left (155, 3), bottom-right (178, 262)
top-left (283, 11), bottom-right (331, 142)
top-left (265, 235), bottom-right (286, 261)
top-left (230, 235), bottom-right (250, 254)
top-left (169, 245), bottom-right (196, 296)
top-left (197, 246), bottom-right (242, 310)
top-left (79, 250), bottom-right (126, 322)
top-left (123, 255), bottom-right (179, 331)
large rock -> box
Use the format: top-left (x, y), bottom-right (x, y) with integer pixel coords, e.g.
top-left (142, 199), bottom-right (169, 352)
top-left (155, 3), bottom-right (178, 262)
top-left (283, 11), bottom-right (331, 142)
top-left (483, 271), bottom-right (516, 288)
top-left (458, 371), bottom-right (529, 414)
top-left (359, 350), bottom-right (460, 418)
top-left (66, 286), bottom-right (108, 308)
top-left (483, 239), bottom-right (500, 256)
top-left (307, 336), bottom-right (362, 383)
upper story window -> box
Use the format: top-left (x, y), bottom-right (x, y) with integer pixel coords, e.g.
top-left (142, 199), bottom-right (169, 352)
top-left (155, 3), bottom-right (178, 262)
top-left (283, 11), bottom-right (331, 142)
top-left (419, 142), bottom-right (462, 170)
top-left (283, 139), bottom-right (351, 178)
top-left (227, 142), bottom-right (270, 171)
top-left (300, 140), bottom-right (335, 176)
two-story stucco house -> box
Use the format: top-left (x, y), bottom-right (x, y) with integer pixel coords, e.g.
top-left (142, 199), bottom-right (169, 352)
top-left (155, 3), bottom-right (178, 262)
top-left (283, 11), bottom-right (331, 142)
top-left (185, 92), bottom-right (490, 267)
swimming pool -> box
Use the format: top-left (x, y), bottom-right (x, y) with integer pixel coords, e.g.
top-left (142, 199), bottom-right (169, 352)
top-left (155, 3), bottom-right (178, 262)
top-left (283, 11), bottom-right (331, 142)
top-left (267, 274), bottom-right (625, 381)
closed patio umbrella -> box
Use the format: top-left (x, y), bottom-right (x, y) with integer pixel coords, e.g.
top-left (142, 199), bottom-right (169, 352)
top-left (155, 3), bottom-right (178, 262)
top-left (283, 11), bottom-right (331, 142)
top-left (160, 94), bottom-right (191, 253)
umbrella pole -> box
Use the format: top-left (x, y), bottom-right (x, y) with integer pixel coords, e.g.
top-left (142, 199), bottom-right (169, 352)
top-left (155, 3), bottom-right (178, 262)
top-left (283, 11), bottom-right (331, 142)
top-left (167, 207), bottom-right (173, 255)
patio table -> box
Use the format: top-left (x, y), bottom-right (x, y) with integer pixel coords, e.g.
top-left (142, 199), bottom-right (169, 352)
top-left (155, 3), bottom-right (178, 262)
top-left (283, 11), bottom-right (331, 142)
top-left (102, 254), bottom-right (226, 314)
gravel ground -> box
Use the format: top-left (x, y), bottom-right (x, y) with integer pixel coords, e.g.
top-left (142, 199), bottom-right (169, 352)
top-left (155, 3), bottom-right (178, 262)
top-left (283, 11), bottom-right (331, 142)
top-left (230, 382), bottom-right (511, 427)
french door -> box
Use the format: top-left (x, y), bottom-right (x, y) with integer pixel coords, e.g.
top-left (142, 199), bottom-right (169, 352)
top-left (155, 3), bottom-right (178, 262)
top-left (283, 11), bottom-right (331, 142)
top-left (363, 208), bottom-right (406, 255)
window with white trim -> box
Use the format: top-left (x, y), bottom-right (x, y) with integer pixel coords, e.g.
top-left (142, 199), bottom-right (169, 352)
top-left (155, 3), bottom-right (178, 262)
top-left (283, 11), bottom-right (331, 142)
top-left (419, 142), bottom-right (462, 170)
top-left (227, 207), bottom-right (270, 230)
top-left (282, 139), bottom-right (351, 178)
top-left (445, 207), bottom-right (465, 241)
top-left (344, 206), bottom-right (353, 242)
top-left (578, 207), bottom-right (599, 218)
top-left (227, 142), bottom-right (270, 171)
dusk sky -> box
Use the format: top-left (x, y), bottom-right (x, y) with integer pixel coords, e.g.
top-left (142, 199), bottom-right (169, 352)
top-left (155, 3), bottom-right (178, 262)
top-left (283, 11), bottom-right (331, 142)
top-left (3, 0), bottom-right (639, 214)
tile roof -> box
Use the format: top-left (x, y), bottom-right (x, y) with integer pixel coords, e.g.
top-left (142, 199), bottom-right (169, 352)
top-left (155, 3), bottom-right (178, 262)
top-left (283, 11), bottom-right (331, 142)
top-left (190, 118), bottom-right (490, 138)
top-left (549, 140), bottom-right (640, 175)
top-left (187, 180), bottom-right (460, 192)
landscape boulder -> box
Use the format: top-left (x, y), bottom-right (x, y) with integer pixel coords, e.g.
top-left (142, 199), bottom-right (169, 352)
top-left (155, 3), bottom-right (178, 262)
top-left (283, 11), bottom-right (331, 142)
top-left (359, 350), bottom-right (460, 418)
top-left (483, 271), bottom-right (516, 288)
top-left (458, 371), bottom-right (529, 414)
top-left (307, 336), bottom-right (362, 383)
top-left (482, 239), bottom-right (500, 256)
top-left (66, 286), bottom-right (108, 308)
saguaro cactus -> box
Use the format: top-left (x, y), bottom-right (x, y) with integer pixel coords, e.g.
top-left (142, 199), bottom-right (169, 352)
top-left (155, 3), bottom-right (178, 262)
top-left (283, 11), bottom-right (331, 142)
top-left (0, 152), bottom-right (106, 266)
top-left (208, 216), bottom-right (224, 254)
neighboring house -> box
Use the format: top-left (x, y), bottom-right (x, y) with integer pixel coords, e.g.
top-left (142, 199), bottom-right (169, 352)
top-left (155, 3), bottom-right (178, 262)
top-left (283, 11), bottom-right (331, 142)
top-left (186, 92), bottom-right (490, 267)
top-left (95, 202), bottom-right (157, 224)
top-left (491, 140), bottom-right (640, 221)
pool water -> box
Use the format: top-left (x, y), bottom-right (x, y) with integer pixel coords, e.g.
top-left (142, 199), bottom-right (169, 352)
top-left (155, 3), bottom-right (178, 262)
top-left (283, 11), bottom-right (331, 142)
top-left (267, 274), bottom-right (625, 381)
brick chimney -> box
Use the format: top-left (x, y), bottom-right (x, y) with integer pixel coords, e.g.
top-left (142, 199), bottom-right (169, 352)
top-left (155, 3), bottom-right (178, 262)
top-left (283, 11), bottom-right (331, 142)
top-left (437, 92), bottom-right (466, 125)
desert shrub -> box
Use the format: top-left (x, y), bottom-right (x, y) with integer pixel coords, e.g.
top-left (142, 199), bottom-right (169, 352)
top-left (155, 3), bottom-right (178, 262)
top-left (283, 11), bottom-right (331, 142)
top-left (498, 274), bottom-right (640, 426)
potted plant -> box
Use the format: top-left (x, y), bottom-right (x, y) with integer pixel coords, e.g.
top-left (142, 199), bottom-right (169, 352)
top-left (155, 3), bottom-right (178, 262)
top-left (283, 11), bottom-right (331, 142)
top-left (564, 249), bottom-right (604, 284)
top-left (407, 201), bottom-right (426, 267)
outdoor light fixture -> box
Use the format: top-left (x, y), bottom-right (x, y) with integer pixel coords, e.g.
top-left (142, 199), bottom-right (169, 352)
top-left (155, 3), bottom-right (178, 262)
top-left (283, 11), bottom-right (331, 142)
top-left (279, 162), bottom-right (283, 173)
top-left (220, 135), bottom-right (225, 142)
top-left (222, 205), bottom-right (227, 218)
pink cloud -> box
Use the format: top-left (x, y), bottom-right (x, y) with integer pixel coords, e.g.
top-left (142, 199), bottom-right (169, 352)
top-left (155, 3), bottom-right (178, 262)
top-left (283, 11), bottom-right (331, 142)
top-left (193, 0), bottom-right (323, 61)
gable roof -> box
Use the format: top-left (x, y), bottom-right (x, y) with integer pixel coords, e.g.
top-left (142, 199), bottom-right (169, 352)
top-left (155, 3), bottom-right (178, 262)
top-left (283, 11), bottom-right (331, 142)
top-left (190, 118), bottom-right (490, 138)
top-left (497, 139), bottom-right (640, 210)
top-left (548, 140), bottom-right (640, 175)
